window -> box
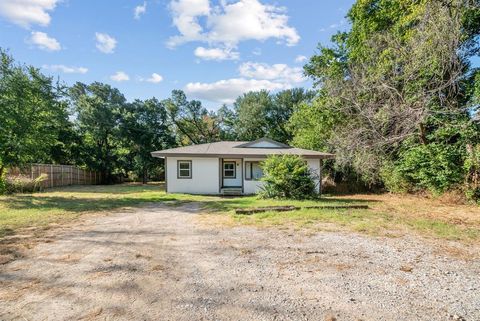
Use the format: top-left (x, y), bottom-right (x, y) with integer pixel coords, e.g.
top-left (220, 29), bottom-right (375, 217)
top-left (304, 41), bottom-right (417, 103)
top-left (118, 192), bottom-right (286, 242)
top-left (245, 161), bottom-right (263, 180)
top-left (223, 161), bottom-right (236, 178)
top-left (177, 160), bottom-right (192, 179)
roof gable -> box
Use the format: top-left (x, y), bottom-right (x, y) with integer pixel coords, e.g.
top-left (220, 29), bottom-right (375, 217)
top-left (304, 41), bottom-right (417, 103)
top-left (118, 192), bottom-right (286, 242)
top-left (235, 138), bottom-right (290, 149)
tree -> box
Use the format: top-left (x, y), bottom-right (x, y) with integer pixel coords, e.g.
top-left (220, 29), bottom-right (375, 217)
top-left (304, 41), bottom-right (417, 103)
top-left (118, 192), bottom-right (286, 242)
top-left (69, 82), bottom-right (126, 183)
top-left (233, 88), bottom-right (314, 143)
top-left (165, 90), bottom-right (220, 145)
top-left (119, 98), bottom-right (176, 183)
top-left (0, 49), bottom-right (68, 177)
top-left (297, 0), bottom-right (480, 191)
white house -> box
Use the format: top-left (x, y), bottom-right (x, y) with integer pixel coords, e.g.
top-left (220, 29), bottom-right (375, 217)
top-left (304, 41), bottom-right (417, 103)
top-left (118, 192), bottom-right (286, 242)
top-left (151, 138), bottom-right (334, 195)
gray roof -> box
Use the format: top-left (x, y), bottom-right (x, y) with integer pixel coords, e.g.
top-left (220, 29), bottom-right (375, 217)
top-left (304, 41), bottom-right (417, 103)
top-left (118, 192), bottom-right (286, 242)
top-left (151, 139), bottom-right (334, 159)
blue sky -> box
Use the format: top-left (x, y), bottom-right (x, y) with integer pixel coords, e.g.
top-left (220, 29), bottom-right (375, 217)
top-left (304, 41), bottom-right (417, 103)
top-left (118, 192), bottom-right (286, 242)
top-left (0, 0), bottom-right (354, 110)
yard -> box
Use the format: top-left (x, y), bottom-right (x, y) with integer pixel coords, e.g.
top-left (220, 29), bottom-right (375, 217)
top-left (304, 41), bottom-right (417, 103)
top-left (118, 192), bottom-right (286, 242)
top-left (1, 183), bottom-right (479, 242)
top-left (1, 184), bottom-right (479, 320)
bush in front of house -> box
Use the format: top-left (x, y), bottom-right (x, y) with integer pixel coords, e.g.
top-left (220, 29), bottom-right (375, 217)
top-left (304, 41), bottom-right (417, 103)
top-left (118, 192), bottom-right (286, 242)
top-left (260, 155), bottom-right (318, 199)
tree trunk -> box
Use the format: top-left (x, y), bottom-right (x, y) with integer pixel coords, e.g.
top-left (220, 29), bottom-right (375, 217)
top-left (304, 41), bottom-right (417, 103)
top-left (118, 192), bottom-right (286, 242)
top-left (419, 123), bottom-right (427, 145)
top-left (0, 165), bottom-right (4, 178)
top-left (142, 167), bottom-right (147, 184)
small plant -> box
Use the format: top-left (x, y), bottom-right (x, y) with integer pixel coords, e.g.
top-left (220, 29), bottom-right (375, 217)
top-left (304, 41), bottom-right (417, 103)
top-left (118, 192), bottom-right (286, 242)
top-left (5, 174), bottom-right (48, 194)
top-left (259, 155), bottom-right (318, 199)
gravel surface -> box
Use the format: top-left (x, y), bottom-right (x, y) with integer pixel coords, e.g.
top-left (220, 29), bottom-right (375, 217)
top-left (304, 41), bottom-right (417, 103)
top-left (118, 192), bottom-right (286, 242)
top-left (1, 203), bottom-right (479, 321)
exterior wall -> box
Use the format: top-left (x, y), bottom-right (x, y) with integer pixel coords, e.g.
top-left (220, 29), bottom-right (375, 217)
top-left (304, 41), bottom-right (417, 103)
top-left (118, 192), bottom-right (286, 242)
top-left (306, 158), bottom-right (321, 193)
top-left (243, 157), bottom-right (321, 195)
top-left (222, 158), bottom-right (242, 187)
top-left (165, 156), bottom-right (322, 195)
top-left (243, 158), bottom-right (266, 194)
top-left (166, 157), bottom-right (219, 194)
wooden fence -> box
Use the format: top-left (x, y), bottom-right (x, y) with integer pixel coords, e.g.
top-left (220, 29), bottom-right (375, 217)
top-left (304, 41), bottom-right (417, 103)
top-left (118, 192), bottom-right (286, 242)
top-left (8, 164), bottom-right (101, 189)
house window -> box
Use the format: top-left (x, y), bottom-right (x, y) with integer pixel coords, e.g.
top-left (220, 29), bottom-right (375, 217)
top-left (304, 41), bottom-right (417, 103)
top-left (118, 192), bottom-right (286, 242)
top-left (223, 161), bottom-right (236, 178)
top-left (177, 160), bottom-right (192, 179)
top-left (245, 161), bottom-right (263, 180)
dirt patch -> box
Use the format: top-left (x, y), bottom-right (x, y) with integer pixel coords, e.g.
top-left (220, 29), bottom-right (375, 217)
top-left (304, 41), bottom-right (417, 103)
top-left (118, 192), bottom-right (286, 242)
top-left (1, 203), bottom-right (479, 320)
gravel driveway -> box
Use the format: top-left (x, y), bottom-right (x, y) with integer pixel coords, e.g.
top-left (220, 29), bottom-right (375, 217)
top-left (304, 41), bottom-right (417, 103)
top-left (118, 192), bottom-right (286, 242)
top-left (1, 203), bottom-right (479, 321)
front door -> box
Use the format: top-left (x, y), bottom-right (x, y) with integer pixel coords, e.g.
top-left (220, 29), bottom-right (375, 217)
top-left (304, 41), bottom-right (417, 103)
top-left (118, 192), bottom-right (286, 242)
top-left (222, 159), bottom-right (242, 187)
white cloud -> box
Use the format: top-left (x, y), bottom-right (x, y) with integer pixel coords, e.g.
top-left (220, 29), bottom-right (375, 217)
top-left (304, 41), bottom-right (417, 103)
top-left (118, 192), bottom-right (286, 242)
top-left (28, 31), bottom-right (61, 51)
top-left (42, 64), bottom-right (88, 74)
top-left (295, 55), bottom-right (307, 63)
top-left (0, 0), bottom-right (58, 28)
top-left (145, 73), bottom-right (163, 83)
top-left (238, 62), bottom-right (304, 83)
top-left (168, 0), bottom-right (299, 49)
top-left (194, 46), bottom-right (239, 61)
top-left (95, 32), bottom-right (117, 54)
top-left (134, 2), bottom-right (147, 19)
top-left (110, 71), bottom-right (129, 82)
top-left (185, 61), bottom-right (306, 103)
top-left (252, 47), bottom-right (262, 56)
top-left (185, 78), bottom-right (288, 104)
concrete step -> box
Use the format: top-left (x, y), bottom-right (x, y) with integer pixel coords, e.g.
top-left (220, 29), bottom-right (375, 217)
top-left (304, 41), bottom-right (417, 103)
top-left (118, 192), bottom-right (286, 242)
top-left (221, 188), bottom-right (242, 196)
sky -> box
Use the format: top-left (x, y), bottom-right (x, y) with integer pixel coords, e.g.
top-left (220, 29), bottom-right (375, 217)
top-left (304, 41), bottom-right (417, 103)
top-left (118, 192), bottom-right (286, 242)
top-left (0, 0), bottom-right (355, 110)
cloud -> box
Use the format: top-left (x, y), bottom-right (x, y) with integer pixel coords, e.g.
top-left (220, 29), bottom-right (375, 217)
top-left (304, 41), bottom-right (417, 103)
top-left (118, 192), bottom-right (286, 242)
top-left (252, 48), bottom-right (262, 56)
top-left (145, 73), bottom-right (163, 83)
top-left (238, 62), bottom-right (304, 83)
top-left (194, 46), bottom-right (239, 61)
top-left (167, 0), bottom-right (299, 49)
top-left (28, 31), bottom-right (61, 51)
top-left (110, 71), bottom-right (129, 82)
top-left (295, 55), bottom-right (307, 63)
top-left (134, 2), bottom-right (147, 19)
top-left (0, 0), bottom-right (59, 28)
top-left (95, 32), bottom-right (117, 54)
top-left (42, 64), bottom-right (88, 74)
top-left (185, 61), bottom-right (306, 103)
top-left (185, 78), bottom-right (288, 104)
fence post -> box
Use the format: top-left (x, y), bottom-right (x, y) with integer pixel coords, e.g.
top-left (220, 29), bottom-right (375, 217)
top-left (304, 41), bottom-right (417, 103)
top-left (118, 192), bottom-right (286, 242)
top-left (50, 164), bottom-right (53, 188)
top-left (31, 164), bottom-right (33, 180)
top-left (61, 165), bottom-right (64, 186)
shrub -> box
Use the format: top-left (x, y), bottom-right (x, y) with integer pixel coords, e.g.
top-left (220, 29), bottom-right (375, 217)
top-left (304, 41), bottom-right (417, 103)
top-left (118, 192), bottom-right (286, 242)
top-left (259, 155), bottom-right (318, 199)
top-left (0, 172), bottom-right (6, 195)
top-left (5, 174), bottom-right (47, 194)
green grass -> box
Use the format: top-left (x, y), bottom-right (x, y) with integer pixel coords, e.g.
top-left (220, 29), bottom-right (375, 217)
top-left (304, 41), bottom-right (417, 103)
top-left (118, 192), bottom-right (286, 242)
top-left (0, 183), bottom-right (478, 242)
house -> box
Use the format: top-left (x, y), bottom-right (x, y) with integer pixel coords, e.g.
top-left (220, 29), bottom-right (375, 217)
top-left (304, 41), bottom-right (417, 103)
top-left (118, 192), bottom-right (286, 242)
top-left (151, 138), bottom-right (334, 195)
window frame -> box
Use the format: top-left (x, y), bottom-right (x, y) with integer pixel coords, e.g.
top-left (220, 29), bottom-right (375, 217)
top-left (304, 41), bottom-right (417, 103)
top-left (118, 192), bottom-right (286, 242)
top-left (245, 161), bottom-right (263, 181)
top-left (177, 160), bottom-right (192, 179)
top-left (223, 161), bottom-right (236, 179)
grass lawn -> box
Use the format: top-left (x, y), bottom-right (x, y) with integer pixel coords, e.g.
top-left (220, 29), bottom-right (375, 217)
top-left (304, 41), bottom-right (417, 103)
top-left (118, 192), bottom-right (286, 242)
top-left (1, 183), bottom-right (479, 242)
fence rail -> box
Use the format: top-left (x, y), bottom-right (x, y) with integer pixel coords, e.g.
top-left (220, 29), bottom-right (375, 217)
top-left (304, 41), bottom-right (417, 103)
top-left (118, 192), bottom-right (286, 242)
top-left (8, 164), bottom-right (101, 189)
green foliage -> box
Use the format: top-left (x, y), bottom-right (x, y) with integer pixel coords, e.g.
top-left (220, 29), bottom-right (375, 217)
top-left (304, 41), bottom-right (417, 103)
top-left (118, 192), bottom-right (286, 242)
top-left (288, 95), bottom-right (341, 151)
top-left (119, 98), bottom-right (175, 183)
top-left (260, 155), bottom-right (318, 199)
top-left (69, 82), bottom-right (126, 182)
top-left (165, 90), bottom-right (220, 144)
top-left (0, 170), bottom-right (6, 195)
top-left (0, 49), bottom-right (68, 176)
top-left (233, 88), bottom-right (315, 143)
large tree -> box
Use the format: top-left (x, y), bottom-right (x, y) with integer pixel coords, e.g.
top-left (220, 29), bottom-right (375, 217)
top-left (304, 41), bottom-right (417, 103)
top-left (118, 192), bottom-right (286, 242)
top-left (119, 98), bottom-right (176, 183)
top-left (69, 82), bottom-right (126, 183)
top-left (0, 49), bottom-right (68, 177)
top-left (165, 90), bottom-right (220, 145)
top-left (233, 88), bottom-right (314, 143)
top-left (294, 0), bottom-right (480, 192)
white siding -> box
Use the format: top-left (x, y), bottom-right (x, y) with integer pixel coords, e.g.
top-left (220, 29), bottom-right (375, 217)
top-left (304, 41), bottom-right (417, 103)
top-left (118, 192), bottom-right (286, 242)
top-left (243, 158), bottom-right (266, 194)
top-left (222, 158), bottom-right (242, 187)
top-left (243, 157), bottom-right (321, 195)
top-left (166, 157), bottom-right (219, 194)
top-left (307, 158), bottom-right (321, 193)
